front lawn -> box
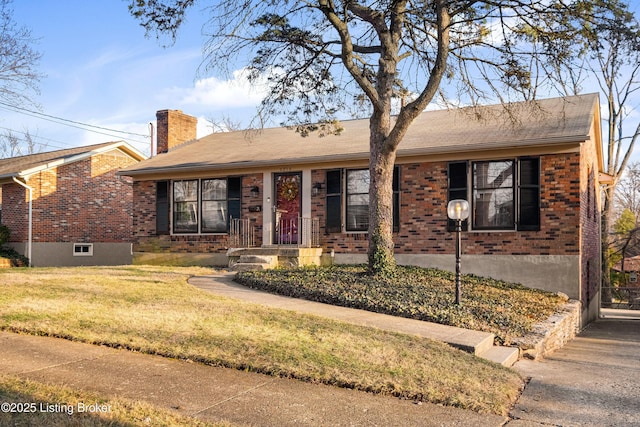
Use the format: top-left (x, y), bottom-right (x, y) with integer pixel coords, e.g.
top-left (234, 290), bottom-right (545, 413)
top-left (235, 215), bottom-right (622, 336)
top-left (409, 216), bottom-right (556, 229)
top-left (0, 266), bottom-right (522, 416)
top-left (236, 265), bottom-right (567, 345)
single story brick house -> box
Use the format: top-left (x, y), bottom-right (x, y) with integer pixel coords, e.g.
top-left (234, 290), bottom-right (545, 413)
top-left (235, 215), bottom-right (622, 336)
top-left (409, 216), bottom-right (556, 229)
top-left (0, 141), bottom-right (145, 266)
top-left (120, 94), bottom-right (605, 326)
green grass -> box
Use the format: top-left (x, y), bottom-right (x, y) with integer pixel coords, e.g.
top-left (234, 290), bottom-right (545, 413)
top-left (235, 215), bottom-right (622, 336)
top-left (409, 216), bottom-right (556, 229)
top-left (236, 265), bottom-right (567, 345)
top-left (0, 375), bottom-right (234, 426)
top-left (0, 265), bottom-right (522, 416)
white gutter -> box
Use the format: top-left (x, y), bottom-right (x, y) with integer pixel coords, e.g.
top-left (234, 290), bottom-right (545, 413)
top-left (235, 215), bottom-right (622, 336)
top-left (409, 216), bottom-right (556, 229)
top-left (12, 177), bottom-right (33, 267)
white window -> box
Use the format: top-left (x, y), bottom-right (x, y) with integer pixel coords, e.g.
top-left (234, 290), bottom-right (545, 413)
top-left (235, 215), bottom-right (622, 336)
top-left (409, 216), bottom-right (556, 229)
top-left (171, 177), bottom-right (242, 234)
top-left (73, 243), bottom-right (93, 256)
top-left (473, 160), bottom-right (515, 229)
top-left (346, 169), bottom-right (370, 231)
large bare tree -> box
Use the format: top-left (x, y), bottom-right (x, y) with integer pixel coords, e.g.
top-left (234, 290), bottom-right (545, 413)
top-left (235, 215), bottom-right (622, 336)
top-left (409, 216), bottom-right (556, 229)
top-left (0, 0), bottom-right (42, 157)
top-left (0, 0), bottom-right (41, 106)
top-left (616, 162), bottom-right (640, 220)
top-left (130, 0), bottom-right (603, 273)
top-left (536, 0), bottom-right (640, 300)
top-left (588, 2), bottom-right (640, 302)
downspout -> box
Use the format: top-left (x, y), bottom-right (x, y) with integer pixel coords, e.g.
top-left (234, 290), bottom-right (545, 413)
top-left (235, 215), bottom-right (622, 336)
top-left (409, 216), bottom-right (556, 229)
top-left (12, 177), bottom-right (32, 267)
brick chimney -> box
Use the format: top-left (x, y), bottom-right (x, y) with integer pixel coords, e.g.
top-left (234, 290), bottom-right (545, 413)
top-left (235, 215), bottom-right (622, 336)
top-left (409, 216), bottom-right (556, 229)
top-left (155, 109), bottom-right (197, 154)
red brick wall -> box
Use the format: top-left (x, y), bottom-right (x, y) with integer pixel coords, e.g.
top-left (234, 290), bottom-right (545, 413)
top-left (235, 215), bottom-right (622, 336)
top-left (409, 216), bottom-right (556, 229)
top-left (2, 184), bottom-right (28, 242)
top-left (133, 174), bottom-right (263, 253)
top-left (315, 153), bottom-right (581, 256)
top-left (580, 139), bottom-right (601, 305)
top-left (132, 153), bottom-right (583, 258)
top-left (4, 150), bottom-right (137, 243)
top-left (156, 110), bottom-right (197, 154)
top-left (132, 180), bottom-right (156, 239)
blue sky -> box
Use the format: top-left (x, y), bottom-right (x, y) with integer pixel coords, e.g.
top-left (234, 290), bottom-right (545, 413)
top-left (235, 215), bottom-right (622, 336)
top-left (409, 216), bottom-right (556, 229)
top-left (4, 0), bottom-right (263, 157)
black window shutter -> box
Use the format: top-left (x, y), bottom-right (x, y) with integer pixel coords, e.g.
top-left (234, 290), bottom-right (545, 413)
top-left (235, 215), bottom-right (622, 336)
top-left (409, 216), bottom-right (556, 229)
top-left (447, 162), bottom-right (468, 231)
top-left (227, 177), bottom-right (242, 230)
top-left (326, 169), bottom-right (342, 233)
top-left (156, 181), bottom-right (169, 235)
top-left (393, 166), bottom-right (400, 232)
top-left (518, 158), bottom-right (540, 231)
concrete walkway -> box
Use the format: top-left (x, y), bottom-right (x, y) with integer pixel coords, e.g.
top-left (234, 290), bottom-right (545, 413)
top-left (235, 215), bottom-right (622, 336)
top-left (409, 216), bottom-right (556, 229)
top-left (509, 314), bottom-right (640, 426)
top-left (189, 273), bottom-right (518, 366)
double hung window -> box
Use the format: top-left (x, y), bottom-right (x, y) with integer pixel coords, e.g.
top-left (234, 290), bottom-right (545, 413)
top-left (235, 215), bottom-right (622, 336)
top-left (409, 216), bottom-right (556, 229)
top-left (346, 170), bottom-right (370, 231)
top-left (327, 167), bottom-right (400, 233)
top-left (473, 160), bottom-right (515, 229)
top-left (447, 158), bottom-right (540, 231)
top-left (171, 177), bottom-right (241, 234)
top-left (173, 180), bottom-right (199, 233)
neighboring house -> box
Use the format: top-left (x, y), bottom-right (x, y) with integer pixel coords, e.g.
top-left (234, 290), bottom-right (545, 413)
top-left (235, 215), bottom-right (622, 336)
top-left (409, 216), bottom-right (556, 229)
top-left (613, 255), bottom-right (640, 286)
top-left (613, 255), bottom-right (640, 274)
top-left (0, 142), bottom-right (146, 266)
top-left (611, 256), bottom-right (640, 308)
top-left (120, 94), bottom-right (605, 326)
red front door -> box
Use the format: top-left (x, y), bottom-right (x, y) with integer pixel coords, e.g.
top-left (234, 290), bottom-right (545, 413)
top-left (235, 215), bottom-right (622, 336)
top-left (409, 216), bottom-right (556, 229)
top-left (273, 172), bottom-right (302, 244)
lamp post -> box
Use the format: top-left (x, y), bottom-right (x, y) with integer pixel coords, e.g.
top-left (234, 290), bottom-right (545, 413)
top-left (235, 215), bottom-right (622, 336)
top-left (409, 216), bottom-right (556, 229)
top-left (447, 200), bottom-right (469, 305)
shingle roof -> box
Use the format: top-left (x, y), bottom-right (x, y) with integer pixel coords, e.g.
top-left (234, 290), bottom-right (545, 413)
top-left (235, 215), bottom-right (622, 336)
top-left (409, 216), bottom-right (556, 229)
top-left (120, 93), bottom-right (600, 177)
top-left (613, 256), bottom-right (640, 273)
top-left (0, 141), bottom-right (146, 182)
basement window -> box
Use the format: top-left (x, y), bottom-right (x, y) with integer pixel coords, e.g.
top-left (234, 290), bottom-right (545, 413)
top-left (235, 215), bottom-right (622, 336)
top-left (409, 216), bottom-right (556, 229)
top-left (73, 243), bottom-right (93, 256)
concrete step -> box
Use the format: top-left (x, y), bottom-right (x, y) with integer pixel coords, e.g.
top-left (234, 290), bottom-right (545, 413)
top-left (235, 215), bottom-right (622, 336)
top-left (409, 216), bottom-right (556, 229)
top-left (231, 263), bottom-right (269, 272)
top-left (230, 248), bottom-right (281, 257)
top-left (429, 328), bottom-right (518, 366)
top-left (478, 346), bottom-right (520, 367)
top-left (238, 255), bottom-right (277, 265)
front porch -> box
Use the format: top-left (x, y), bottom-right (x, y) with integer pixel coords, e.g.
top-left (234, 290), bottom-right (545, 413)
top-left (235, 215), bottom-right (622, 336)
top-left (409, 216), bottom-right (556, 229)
top-left (230, 216), bottom-right (321, 248)
top-left (228, 216), bottom-right (322, 270)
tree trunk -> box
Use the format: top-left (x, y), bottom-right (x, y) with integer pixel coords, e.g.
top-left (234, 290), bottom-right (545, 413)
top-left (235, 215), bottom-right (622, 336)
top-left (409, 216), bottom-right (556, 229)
top-left (601, 185), bottom-right (615, 305)
top-left (367, 114), bottom-right (397, 274)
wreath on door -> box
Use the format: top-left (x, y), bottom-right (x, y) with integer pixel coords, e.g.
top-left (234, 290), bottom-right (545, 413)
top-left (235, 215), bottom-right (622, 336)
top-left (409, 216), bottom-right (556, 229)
top-left (279, 177), bottom-right (299, 201)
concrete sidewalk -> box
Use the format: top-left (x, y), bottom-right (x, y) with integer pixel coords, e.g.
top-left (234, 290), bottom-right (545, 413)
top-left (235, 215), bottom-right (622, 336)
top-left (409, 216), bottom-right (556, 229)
top-left (0, 331), bottom-right (505, 426)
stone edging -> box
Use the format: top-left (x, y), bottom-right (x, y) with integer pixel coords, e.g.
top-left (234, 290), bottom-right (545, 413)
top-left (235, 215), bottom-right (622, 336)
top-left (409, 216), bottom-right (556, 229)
top-left (511, 300), bottom-right (581, 360)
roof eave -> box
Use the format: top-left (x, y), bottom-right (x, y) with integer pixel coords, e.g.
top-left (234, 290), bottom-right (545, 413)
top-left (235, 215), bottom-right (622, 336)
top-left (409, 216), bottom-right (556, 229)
top-left (0, 172), bottom-right (19, 185)
top-left (18, 142), bottom-right (147, 178)
top-left (119, 135), bottom-right (589, 179)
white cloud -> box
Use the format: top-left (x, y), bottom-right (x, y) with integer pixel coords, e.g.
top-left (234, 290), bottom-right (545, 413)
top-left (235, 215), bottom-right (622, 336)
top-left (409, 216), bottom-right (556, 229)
top-left (175, 68), bottom-right (269, 109)
top-left (196, 116), bottom-right (214, 138)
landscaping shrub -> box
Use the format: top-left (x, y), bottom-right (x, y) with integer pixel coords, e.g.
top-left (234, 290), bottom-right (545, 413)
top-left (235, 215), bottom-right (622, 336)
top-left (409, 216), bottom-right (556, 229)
top-left (0, 224), bottom-right (9, 246)
top-left (0, 225), bottom-right (29, 266)
top-left (236, 265), bottom-right (566, 345)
